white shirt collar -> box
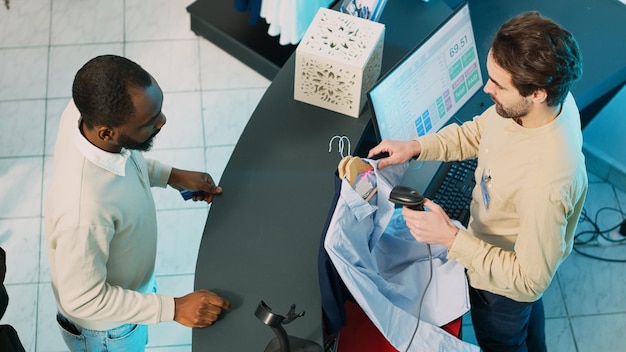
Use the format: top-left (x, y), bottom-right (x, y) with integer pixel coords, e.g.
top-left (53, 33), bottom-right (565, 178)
top-left (73, 118), bottom-right (130, 176)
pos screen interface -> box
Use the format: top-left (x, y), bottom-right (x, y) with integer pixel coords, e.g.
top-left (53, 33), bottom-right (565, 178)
top-left (368, 2), bottom-right (482, 142)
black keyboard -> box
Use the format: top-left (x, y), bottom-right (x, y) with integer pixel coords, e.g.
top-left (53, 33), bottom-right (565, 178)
top-left (424, 159), bottom-right (477, 227)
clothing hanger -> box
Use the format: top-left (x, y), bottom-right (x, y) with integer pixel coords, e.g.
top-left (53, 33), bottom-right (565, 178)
top-left (337, 156), bottom-right (377, 201)
top-left (344, 157), bottom-right (373, 187)
top-left (330, 136), bottom-right (376, 200)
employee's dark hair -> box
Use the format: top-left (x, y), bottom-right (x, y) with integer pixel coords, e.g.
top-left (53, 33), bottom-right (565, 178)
top-left (491, 11), bottom-right (583, 107)
top-left (72, 55), bottom-right (153, 129)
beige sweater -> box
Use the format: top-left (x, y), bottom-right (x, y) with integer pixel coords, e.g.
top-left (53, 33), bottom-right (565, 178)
top-left (417, 93), bottom-right (587, 302)
top-left (45, 101), bottom-right (175, 330)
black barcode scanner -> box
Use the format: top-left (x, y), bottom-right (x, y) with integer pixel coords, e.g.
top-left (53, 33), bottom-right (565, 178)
top-left (389, 185), bottom-right (425, 211)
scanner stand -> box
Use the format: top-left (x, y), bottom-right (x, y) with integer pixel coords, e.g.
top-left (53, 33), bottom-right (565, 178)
top-left (255, 301), bottom-right (323, 352)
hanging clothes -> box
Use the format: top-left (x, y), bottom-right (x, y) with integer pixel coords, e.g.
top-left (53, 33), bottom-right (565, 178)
top-left (322, 158), bottom-right (479, 351)
top-left (260, 0), bottom-right (335, 45)
top-left (234, 0), bottom-right (263, 25)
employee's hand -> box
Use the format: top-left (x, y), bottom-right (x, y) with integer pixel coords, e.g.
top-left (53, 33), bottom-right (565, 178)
top-left (367, 139), bottom-right (422, 169)
top-left (402, 199), bottom-right (458, 249)
top-left (174, 289), bottom-right (232, 328)
top-left (168, 168), bottom-right (222, 203)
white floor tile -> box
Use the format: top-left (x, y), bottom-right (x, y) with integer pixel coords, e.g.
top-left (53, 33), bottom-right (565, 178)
top-left (543, 277), bottom-right (567, 318)
top-left (545, 318), bottom-right (576, 352)
top-left (156, 274), bottom-right (194, 298)
top-left (558, 249), bottom-right (626, 316)
top-left (125, 40), bottom-right (201, 93)
top-left (202, 88), bottom-right (266, 147)
top-left (45, 98), bottom-right (70, 156)
top-left (152, 91), bottom-right (205, 150)
top-left (50, 0), bottom-right (124, 45)
top-left (0, 0), bottom-right (50, 48)
top-left (147, 319), bottom-right (192, 348)
top-left (41, 155), bottom-right (54, 212)
top-left (0, 157), bottom-right (43, 218)
top-left (36, 283), bottom-right (67, 352)
top-left (0, 100), bottom-right (46, 157)
top-left (571, 313), bottom-right (626, 352)
top-left (0, 217), bottom-right (41, 284)
top-left (0, 47), bottom-right (48, 100)
top-left (125, 0), bottom-right (197, 42)
top-left (587, 171), bottom-right (604, 183)
top-left (199, 40), bottom-right (271, 90)
top-left (581, 181), bottom-right (621, 220)
top-left (615, 186), bottom-right (626, 210)
top-left (156, 209), bottom-right (207, 276)
top-left (39, 218), bottom-right (52, 283)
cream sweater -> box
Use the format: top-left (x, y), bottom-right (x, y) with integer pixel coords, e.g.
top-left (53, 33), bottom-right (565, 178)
top-left (417, 93), bottom-right (587, 302)
top-left (45, 101), bottom-right (176, 330)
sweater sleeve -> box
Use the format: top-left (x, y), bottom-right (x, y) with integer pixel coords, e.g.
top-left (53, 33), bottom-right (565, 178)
top-left (145, 158), bottom-right (172, 188)
top-left (52, 224), bottom-right (175, 327)
top-left (447, 184), bottom-right (575, 301)
top-left (416, 112), bottom-right (486, 162)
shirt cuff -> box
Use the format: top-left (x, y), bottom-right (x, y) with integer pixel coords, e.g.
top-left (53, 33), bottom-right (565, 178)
top-left (158, 295), bottom-right (176, 322)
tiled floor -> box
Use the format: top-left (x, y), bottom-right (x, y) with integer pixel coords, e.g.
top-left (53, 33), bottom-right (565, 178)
top-left (0, 1), bottom-right (625, 352)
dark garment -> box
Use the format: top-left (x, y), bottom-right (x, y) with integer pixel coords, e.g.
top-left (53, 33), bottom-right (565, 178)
top-left (317, 171), bottom-right (353, 336)
top-left (0, 325), bottom-right (26, 352)
top-left (469, 287), bottom-right (547, 352)
top-left (234, 0), bottom-right (263, 24)
top-left (0, 247), bottom-right (26, 352)
top-left (0, 247), bottom-right (7, 319)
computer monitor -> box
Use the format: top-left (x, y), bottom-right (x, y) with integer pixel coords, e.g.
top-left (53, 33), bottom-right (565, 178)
top-left (367, 2), bottom-right (482, 142)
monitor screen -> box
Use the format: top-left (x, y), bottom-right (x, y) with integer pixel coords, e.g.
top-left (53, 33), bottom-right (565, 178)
top-left (368, 2), bottom-right (482, 142)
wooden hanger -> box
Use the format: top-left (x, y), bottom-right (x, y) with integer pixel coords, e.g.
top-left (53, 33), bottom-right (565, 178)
top-left (337, 156), bottom-right (377, 201)
top-left (338, 155), bottom-right (351, 180)
top-left (344, 157), bottom-right (373, 187)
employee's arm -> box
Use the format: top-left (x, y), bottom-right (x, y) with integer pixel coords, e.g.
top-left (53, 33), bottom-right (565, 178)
top-left (367, 139), bottom-right (422, 169)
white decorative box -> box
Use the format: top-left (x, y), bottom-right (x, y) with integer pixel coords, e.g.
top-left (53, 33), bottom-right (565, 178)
top-left (294, 8), bottom-right (385, 118)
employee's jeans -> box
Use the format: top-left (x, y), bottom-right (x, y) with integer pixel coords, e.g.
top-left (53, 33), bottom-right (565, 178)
top-left (56, 313), bottom-right (148, 352)
top-left (469, 287), bottom-right (546, 352)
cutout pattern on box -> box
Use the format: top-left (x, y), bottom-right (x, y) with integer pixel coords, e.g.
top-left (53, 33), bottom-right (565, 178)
top-left (295, 8), bottom-right (385, 118)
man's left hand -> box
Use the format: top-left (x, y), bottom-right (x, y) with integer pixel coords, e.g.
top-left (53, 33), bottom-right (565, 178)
top-left (401, 199), bottom-right (458, 249)
top-left (168, 168), bottom-right (223, 203)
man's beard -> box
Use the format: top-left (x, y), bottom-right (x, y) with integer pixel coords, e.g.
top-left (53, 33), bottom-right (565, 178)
top-left (118, 130), bottom-right (159, 151)
top-left (492, 95), bottom-right (532, 120)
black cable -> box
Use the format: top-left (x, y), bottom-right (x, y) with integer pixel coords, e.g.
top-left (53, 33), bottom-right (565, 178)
top-left (573, 206), bottom-right (626, 263)
top-left (404, 244), bottom-right (433, 352)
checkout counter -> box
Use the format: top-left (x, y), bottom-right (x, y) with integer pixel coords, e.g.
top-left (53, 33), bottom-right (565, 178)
top-left (189, 0), bottom-right (626, 350)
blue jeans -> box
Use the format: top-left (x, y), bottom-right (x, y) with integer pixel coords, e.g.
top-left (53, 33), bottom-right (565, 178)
top-left (469, 287), bottom-right (546, 352)
top-left (56, 313), bottom-right (148, 352)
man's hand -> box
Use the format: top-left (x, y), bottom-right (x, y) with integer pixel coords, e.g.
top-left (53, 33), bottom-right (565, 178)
top-left (367, 139), bottom-right (422, 169)
top-left (168, 168), bottom-right (222, 203)
top-left (401, 199), bottom-right (458, 249)
top-left (174, 290), bottom-right (232, 328)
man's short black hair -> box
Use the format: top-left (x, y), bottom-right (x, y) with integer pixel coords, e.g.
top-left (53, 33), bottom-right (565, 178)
top-left (72, 55), bottom-right (153, 129)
